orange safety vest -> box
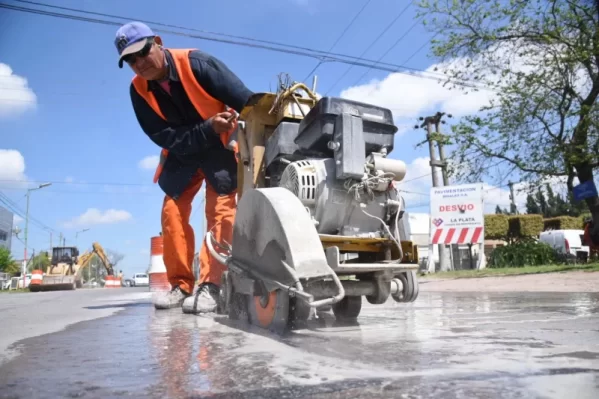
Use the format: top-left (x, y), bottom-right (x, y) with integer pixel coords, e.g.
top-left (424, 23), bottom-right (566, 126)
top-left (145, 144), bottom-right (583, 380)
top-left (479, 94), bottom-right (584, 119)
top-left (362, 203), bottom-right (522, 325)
top-left (131, 48), bottom-right (238, 183)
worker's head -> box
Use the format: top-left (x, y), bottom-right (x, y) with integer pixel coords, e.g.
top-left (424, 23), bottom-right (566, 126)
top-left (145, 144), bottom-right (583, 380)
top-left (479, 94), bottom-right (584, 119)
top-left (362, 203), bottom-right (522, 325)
top-left (115, 21), bottom-right (166, 80)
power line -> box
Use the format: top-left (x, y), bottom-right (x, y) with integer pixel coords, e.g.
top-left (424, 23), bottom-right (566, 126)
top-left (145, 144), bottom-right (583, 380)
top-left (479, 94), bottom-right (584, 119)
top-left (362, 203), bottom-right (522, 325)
top-left (10, 0), bottom-right (392, 72)
top-left (323, 1), bottom-right (415, 96)
top-left (401, 33), bottom-right (439, 66)
top-left (302, 0), bottom-right (373, 83)
top-left (0, 191), bottom-right (57, 234)
top-left (0, 1), bottom-right (488, 91)
top-left (0, 179), bottom-right (152, 187)
top-left (349, 17), bottom-right (422, 88)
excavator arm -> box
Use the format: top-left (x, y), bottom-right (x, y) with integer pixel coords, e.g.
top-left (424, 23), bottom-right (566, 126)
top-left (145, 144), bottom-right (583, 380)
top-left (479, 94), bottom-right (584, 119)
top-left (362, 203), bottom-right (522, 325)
top-left (92, 242), bottom-right (115, 276)
top-left (75, 242), bottom-right (115, 278)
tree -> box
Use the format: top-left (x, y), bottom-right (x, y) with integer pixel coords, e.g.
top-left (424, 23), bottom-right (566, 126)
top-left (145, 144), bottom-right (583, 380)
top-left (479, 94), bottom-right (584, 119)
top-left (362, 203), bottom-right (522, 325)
top-left (509, 203), bottom-right (518, 215)
top-left (0, 247), bottom-right (20, 275)
top-left (106, 250), bottom-right (124, 271)
top-left (526, 194), bottom-right (541, 214)
top-left (545, 185), bottom-right (559, 217)
top-left (495, 205), bottom-right (503, 214)
top-left (535, 188), bottom-right (548, 217)
top-left (417, 0), bottom-right (599, 240)
top-left (28, 251), bottom-right (50, 272)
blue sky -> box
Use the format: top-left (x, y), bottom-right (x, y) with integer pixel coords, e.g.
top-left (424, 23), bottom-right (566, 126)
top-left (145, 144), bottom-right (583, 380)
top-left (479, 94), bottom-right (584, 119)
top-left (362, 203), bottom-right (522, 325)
top-left (0, 0), bottom-right (528, 276)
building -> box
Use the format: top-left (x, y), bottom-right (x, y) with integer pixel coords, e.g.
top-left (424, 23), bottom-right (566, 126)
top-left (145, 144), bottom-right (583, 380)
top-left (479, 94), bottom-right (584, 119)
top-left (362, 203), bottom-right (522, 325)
top-left (0, 206), bottom-right (14, 252)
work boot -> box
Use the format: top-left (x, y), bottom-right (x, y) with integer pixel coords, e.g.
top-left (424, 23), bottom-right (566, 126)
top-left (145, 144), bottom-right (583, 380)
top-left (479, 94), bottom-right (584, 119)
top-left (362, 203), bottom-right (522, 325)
top-left (153, 286), bottom-right (190, 310)
top-left (182, 283), bottom-right (220, 314)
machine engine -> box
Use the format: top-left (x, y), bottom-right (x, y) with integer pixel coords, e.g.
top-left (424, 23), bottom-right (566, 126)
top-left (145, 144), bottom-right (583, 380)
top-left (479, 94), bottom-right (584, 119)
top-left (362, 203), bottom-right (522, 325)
top-left (264, 97), bottom-right (411, 241)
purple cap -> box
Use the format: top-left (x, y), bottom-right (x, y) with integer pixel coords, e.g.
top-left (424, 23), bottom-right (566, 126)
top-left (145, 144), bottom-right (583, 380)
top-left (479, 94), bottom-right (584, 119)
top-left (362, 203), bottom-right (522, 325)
top-left (115, 21), bottom-right (155, 68)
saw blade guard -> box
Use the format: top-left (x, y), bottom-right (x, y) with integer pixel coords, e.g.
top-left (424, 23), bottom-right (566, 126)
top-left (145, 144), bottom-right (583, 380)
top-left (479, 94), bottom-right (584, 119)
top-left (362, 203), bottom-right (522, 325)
top-left (231, 187), bottom-right (333, 285)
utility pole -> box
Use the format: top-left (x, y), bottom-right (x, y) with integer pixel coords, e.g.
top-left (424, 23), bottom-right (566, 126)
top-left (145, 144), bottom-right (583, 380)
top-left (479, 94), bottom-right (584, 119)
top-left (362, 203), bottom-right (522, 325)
top-left (23, 183), bottom-right (52, 287)
top-left (417, 114), bottom-right (451, 272)
top-left (508, 181), bottom-right (518, 214)
top-left (433, 112), bottom-right (455, 269)
top-left (432, 112), bottom-right (452, 186)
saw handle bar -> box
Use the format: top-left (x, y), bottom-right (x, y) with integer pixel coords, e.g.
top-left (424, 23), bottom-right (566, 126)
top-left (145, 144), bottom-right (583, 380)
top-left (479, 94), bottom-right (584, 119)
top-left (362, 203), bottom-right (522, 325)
top-left (205, 231), bottom-right (346, 308)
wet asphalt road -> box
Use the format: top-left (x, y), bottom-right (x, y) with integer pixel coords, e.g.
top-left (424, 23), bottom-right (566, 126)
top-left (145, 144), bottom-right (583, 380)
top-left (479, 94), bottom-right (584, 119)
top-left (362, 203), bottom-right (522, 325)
top-left (0, 289), bottom-right (598, 398)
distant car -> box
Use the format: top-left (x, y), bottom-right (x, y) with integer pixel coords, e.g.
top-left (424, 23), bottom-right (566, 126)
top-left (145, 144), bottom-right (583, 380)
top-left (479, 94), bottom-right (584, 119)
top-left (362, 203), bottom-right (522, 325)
top-left (539, 229), bottom-right (589, 261)
top-left (132, 273), bottom-right (149, 287)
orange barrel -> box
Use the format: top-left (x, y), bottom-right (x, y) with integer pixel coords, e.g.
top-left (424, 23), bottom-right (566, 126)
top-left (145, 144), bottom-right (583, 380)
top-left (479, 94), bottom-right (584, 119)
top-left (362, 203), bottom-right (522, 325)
top-left (149, 235), bottom-right (170, 292)
top-left (105, 275), bottom-right (121, 288)
top-left (30, 270), bottom-right (43, 286)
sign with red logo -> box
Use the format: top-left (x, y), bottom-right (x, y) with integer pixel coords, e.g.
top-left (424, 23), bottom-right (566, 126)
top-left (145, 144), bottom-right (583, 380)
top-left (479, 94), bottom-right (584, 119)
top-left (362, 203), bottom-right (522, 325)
top-left (429, 183), bottom-right (484, 244)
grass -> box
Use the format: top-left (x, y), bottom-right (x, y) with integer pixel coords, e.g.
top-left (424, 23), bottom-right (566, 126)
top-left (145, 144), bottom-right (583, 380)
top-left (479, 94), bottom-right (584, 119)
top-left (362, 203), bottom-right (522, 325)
top-left (420, 263), bottom-right (599, 279)
top-left (0, 288), bottom-right (30, 294)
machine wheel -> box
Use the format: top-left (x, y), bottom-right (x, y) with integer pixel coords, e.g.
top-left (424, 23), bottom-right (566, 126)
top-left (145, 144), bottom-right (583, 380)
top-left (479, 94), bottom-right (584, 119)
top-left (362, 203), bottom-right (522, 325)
top-left (392, 271), bottom-right (419, 303)
top-left (332, 296), bottom-right (362, 320)
top-left (247, 285), bottom-right (291, 335)
top-left (365, 279), bottom-right (391, 305)
top-left (218, 271), bottom-right (232, 315)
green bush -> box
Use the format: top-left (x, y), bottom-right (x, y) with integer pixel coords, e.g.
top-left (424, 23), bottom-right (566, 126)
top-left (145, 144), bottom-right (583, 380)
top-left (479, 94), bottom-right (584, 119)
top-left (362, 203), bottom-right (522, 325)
top-left (488, 239), bottom-right (558, 268)
top-left (484, 214), bottom-right (509, 239)
top-left (508, 215), bottom-right (544, 238)
top-left (544, 216), bottom-right (583, 230)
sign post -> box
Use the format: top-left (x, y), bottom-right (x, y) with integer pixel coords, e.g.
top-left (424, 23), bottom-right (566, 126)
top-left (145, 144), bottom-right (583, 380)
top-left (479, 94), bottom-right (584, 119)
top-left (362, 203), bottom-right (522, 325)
top-left (429, 183), bottom-right (486, 270)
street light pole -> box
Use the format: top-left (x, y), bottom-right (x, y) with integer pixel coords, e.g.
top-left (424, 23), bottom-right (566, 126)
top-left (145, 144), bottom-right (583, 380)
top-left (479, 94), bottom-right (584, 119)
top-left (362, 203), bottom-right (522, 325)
top-left (75, 228), bottom-right (90, 248)
top-left (23, 182), bottom-right (52, 287)
top-left (75, 228), bottom-right (90, 286)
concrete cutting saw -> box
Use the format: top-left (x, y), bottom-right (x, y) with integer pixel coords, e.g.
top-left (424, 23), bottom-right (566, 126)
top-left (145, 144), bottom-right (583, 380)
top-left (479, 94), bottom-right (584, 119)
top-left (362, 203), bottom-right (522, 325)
top-left (206, 79), bottom-right (420, 335)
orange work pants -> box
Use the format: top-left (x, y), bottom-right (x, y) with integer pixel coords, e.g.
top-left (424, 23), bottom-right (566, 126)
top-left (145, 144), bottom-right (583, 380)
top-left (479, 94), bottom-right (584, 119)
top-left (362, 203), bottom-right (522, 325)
top-left (161, 169), bottom-right (236, 295)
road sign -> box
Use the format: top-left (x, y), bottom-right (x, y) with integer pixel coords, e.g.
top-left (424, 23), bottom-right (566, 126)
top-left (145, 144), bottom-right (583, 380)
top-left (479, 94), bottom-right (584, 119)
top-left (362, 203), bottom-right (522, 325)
top-left (430, 183), bottom-right (485, 244)
top-left (573, 180), bottom-right (598, 202)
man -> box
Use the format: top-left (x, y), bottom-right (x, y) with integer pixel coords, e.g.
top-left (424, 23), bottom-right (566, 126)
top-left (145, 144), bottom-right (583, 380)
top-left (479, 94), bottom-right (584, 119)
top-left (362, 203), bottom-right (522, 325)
top-left (114, 21), bottom-right (253, 314)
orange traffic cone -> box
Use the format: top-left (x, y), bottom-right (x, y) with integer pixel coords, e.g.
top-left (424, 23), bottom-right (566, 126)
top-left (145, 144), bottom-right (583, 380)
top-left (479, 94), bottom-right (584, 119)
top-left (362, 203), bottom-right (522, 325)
top-left (148, 235), bottom-right (171, 292)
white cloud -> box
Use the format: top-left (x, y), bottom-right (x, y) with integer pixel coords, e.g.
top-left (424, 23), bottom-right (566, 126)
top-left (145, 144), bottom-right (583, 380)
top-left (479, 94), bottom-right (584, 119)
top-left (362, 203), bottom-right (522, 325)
top-left (0, 149), bottom-right (29, 189)
top-left (338, 39), bottom-right (581, 123)
top-left (340, 64), bottom-right (495, 121)
top-left (138, 155), bottom-right (159, 170)
top-left (0, 63), bottom-right (37, 119)
top-left (65, 176), bottom-right (74, 183)
top-left (13, 215), bottom-right (23, 225)
top-left (62, 208), bottom-right (132, 229)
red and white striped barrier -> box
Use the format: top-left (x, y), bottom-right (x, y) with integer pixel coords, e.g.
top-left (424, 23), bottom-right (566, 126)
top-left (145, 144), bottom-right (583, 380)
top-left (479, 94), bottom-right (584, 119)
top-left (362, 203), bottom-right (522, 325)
top-left (104, 275), bottom-right (122, 288)
top-left (431, 226), bottom-right (483, 245)
top-left (30, 270), bottom-right (43, 286)
top-left (149, 235), bottom-right (171, 292)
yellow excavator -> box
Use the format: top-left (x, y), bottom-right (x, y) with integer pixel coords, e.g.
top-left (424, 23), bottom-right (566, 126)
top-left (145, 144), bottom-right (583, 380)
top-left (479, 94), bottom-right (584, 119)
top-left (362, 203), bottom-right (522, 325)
top-left (30, 242), bottom-right (114, 292)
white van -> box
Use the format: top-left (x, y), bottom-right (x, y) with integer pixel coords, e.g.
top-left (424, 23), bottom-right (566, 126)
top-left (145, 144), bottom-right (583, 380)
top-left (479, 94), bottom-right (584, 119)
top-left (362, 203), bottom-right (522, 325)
top-left (539, 229), bottom-right (589, 259)
top-left (133, 273), bottom-right (149, 287)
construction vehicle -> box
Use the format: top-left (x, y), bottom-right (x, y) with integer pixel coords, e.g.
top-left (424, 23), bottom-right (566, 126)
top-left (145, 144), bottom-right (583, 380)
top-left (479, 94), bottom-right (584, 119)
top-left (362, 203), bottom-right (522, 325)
top-left (206, 77), bottom-right (419, 334)
top-left (30, 242), bottom-right (114, 291)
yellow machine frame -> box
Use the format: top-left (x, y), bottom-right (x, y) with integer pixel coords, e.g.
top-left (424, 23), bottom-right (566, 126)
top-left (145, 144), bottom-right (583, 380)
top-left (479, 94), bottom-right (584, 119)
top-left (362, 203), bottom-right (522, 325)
top-left (235, 83), bottom-right (418, 264)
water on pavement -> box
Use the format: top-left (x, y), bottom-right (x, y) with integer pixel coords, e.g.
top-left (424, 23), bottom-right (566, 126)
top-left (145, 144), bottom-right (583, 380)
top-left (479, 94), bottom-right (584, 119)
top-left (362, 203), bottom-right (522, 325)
top-left (0, 291), bottom-right (598, 398)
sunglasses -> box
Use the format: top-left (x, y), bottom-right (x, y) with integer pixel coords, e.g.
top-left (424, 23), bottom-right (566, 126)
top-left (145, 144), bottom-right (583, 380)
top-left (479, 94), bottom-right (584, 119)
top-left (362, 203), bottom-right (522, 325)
top-left (123, 38), bottom-right (154, 65)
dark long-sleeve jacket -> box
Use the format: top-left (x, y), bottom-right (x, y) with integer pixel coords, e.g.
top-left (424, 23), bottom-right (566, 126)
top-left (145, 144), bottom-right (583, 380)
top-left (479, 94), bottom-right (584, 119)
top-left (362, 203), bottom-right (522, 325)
top-left (130, 48), bottom-right (253, 199)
